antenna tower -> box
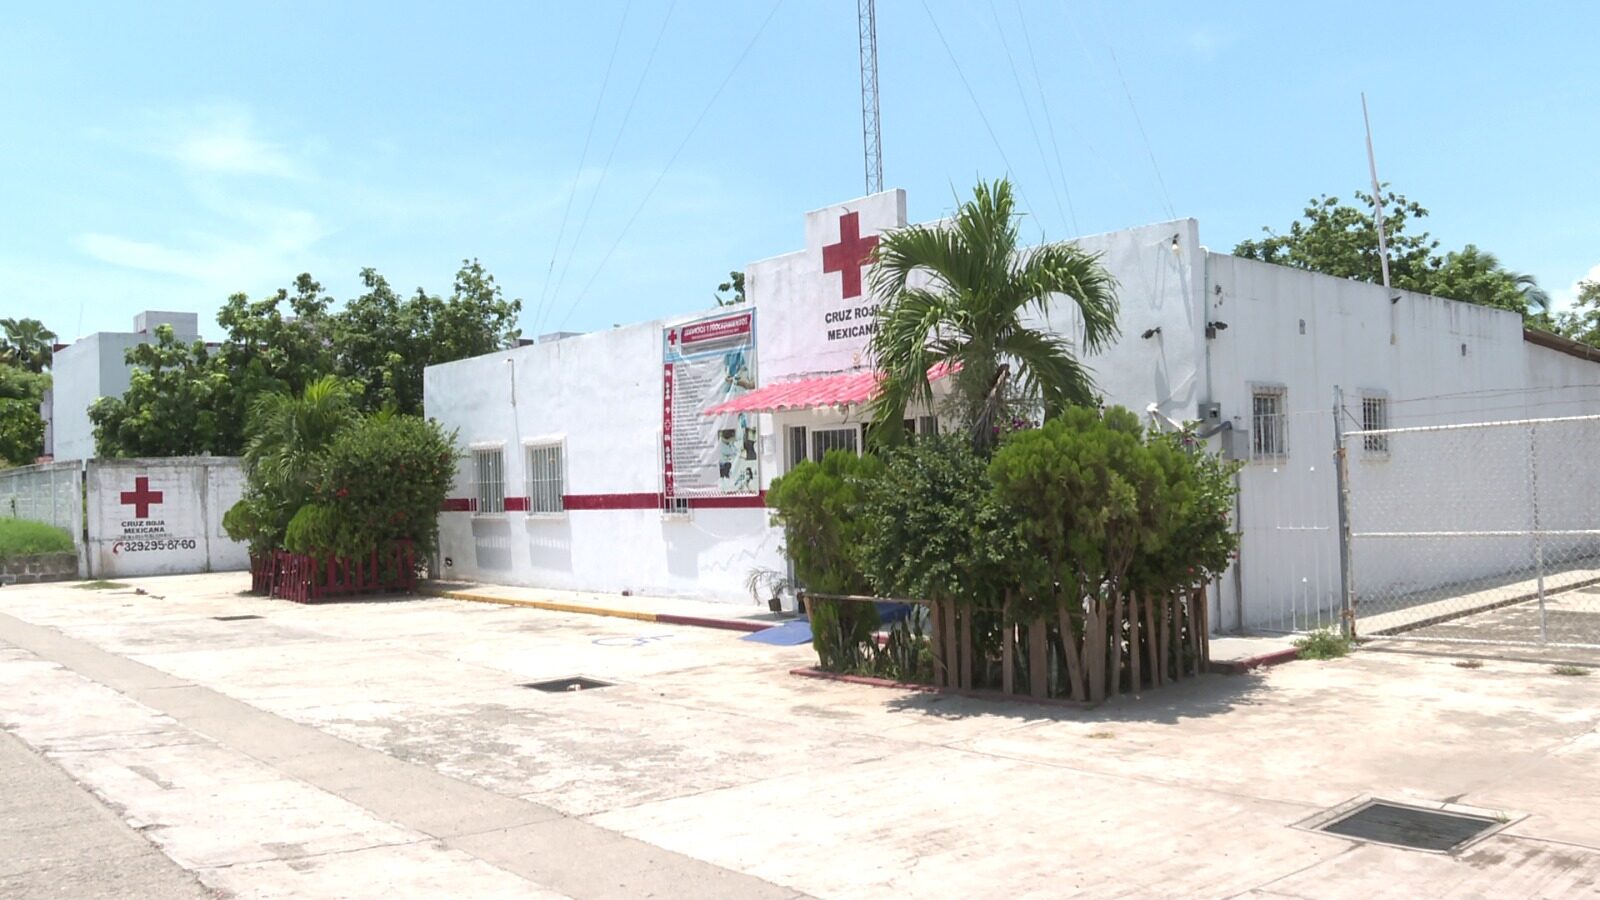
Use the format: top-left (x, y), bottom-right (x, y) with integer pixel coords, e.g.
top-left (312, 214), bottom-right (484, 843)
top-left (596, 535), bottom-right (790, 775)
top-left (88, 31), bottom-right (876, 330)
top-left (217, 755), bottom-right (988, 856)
top-left (858, 0), bottom-right (883, 194)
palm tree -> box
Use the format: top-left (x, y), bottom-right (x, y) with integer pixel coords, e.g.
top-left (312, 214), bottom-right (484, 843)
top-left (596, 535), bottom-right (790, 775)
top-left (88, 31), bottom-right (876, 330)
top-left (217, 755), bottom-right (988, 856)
top-left (867, 178), bottom-right (1119, 448)
top-left (0, 318), bottom-right (58, 373)
top-left (243, 376), bottom-right (357, 512)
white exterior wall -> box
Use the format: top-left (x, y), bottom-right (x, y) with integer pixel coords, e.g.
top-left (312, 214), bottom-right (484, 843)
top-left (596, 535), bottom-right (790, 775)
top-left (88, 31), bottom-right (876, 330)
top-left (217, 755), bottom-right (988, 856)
top-left (1033, 219), bottom-right (1207, 424)
top-left (50, 332), bottom-right (142, 462)
top-left (1204, 253), bottom-right (1600, 631)
top-left (84, 457), bottom-right (248, 578)
top-left (424, 313), bottom-right (785, 604)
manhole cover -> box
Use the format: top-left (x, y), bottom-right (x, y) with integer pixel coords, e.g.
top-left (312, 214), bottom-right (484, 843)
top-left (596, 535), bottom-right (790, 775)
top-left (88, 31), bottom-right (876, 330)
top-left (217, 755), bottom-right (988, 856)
top-left (1315, 800), bottom-right (1500, 852)
top-left (521, 676), bottom-right (613, 692)
top-left (213, 615), bottom-right (264, 622)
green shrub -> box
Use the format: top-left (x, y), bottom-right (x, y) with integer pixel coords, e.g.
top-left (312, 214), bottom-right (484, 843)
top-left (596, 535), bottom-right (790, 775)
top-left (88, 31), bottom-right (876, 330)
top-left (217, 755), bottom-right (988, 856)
top-left (1294, 628), bottom-right (1352, 660)
top-left (767, 450), bottom-right (884, 672)
top-left (304, 414), bottom-right (457, 560)
top-left (856, 436), bottom-right (1021, 608)
top-left (0, 518), bottom-right (74, 557)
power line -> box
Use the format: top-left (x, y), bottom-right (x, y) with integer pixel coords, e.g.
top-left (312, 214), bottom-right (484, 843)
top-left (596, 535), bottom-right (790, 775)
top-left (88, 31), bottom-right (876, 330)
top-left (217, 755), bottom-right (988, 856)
top-left (1013, 0), bottom-right (1078, 235)
top-left (919, 0), bottom-right (1039, 234)
top-left (532, 1), bottom-right (633, 335)
top-left (555, 0), bottom-right (786, 331)
top-left (987, 0), bottom-right (1068, 236)
top-left (538, 0), bottom-right (678, 336)
top-left (1079, 10), bottom-right (1175, 221)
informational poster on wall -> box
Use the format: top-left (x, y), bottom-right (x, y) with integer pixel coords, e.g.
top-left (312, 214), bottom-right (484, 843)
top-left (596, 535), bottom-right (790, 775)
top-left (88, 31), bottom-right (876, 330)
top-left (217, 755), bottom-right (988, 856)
top-left (662, 310), bottom-right (759, 499)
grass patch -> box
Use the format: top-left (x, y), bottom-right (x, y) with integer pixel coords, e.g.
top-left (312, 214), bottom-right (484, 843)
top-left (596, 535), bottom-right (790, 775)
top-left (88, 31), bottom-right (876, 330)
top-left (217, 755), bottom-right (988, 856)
top-left (1551, 665), bottom-right (1590, 677)
top-left (1453, 658), bottom-right (1484, 669)
top-left (1293, 627), bottom-right (1353, 660)
top-left (75, 580), bottom-right (130, 591)
top-left (0, 518), bottom-right (74, 557)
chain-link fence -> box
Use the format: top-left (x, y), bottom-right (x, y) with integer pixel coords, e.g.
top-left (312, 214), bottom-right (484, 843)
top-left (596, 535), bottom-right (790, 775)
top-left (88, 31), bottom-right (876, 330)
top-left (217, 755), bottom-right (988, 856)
top-left (1342, 414), bottom-right (1600, 647)
top-left (1237, 406), bottom-right (1345, 634)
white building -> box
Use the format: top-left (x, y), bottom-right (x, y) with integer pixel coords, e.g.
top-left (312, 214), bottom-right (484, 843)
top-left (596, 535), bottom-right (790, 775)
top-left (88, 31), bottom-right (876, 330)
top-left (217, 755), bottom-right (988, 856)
top-left (424, 189), bottom-right (1600, 631)
top-left (46, 311), bottom-right (202, 462)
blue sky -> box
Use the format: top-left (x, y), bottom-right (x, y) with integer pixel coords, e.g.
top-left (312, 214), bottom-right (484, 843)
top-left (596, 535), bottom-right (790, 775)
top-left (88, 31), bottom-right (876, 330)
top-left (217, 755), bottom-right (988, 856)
top-left (4, 1), bottom-right (1597, 342)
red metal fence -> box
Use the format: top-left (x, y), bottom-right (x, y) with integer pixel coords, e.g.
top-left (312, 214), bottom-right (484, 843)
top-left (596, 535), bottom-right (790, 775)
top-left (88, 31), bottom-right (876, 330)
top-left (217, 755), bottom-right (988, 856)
top-left (249, 542), bottom-right (417, 603)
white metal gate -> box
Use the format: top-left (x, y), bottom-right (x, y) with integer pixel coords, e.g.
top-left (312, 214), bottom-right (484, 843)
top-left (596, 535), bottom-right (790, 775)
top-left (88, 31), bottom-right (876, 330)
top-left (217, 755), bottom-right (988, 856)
top-left (1341, 414), bottom-right (1600, 647)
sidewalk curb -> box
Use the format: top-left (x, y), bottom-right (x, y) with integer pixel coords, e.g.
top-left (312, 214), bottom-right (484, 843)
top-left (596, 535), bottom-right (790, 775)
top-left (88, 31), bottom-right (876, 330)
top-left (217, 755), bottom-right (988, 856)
top-left (417, 584), bottom-right (772, 634)
top-left (1208, 647), bottom-right (1300, 675)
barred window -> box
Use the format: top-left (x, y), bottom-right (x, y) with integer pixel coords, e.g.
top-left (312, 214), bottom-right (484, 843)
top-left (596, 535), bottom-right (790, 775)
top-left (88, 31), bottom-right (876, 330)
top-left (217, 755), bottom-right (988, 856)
top-left (1251, 387), bottom-right (1288, 460)
top-left (810, 427), bottom-right (859, 461)
top-left (1362, 395), bottom-right (1390, 454)
top-left (473, 447), bottom-right (505, 514)
top-left (525, 443), bottom-right (565, 513)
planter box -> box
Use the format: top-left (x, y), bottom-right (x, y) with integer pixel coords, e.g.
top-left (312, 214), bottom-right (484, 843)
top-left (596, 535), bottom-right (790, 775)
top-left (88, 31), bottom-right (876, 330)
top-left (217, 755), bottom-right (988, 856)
top-left (0, 551), bottom-right (80, 585)
top-left (249, 542), bottom-right (418, 603)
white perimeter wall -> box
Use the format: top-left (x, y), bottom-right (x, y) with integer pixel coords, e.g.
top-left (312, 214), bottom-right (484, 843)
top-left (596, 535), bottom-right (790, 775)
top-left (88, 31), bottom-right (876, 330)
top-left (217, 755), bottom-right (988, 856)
top-left (1204, 253), bottom-right (1600, 630)
top-left (424, 312), bottom-right (785, 604)
top-left (85, 457), bottom-right (248, 578)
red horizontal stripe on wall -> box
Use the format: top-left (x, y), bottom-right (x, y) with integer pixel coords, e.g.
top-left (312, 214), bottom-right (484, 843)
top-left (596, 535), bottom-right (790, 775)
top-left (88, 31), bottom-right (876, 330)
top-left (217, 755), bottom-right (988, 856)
top-left (561, 492), bottom-right (661, 511)
top-left (441, 493), bottom-right (769, 512)
top-left (686, 493), bottom-right (767, 509)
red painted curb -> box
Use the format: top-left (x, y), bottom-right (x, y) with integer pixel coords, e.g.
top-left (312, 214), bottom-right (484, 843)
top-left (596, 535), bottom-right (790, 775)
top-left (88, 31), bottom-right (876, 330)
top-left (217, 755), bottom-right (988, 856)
top-left (657, 613), bottom-right (771, 633)
top-left (1208, 647), bottom-right (1300, 675)
top-left (789, 667), bottom-right (1096, 709)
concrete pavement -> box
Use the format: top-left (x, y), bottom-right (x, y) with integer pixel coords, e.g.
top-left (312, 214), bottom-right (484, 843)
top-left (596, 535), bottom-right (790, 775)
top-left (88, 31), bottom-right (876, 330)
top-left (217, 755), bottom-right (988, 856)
top-left (2, 572), bottom-right (1599, 898)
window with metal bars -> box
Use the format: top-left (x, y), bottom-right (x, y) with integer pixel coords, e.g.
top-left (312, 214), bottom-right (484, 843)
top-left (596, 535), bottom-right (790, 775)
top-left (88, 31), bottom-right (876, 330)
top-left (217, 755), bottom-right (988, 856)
top-left (524, 443), bottom-right (565, 513)
top-left (810, 427), bottom-right (859, 461)
top-left (473, 447), bottom-right (505, 514)
top-left (1361, 395), bottom-right (1390, 455)
top-left (1251, 387), bottom-right (1288, 460)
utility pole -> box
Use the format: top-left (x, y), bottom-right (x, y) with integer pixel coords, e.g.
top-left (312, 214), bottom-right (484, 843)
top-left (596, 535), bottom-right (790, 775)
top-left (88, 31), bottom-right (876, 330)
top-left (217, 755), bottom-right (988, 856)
top-left (858, 0), bottom-right (883, 194)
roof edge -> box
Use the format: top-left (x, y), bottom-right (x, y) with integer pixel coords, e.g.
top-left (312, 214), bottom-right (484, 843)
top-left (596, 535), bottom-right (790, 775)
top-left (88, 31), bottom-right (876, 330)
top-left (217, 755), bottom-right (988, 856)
top-left (1523, 327), bottom-right (1600, 365)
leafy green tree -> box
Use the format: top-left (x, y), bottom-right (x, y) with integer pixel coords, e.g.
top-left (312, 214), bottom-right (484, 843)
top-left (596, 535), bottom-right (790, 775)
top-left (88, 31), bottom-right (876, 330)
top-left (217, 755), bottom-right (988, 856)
top-left (93, 261), bottom-right (521, 458)
top-left (714, 270), bottom-right (745, 306)
top-left (212, 274), bottom-right (337, 439)
top-left (89, 327), bottom-right (229, 457)
top-left (1557, 278), bottom-right (1600, 348)
top-left (0, 363), bottom-right (50, 466)
top-left (867, 178), bottom-right (1119, 450)
top-left (0, 398), bottom-right (44, 466)
top-left (333, 259), bottom-right (522, 414)
top-left (1234, 188), bottom-right (1550, 319)
top-left (0, 318), bottom-right (58, 373)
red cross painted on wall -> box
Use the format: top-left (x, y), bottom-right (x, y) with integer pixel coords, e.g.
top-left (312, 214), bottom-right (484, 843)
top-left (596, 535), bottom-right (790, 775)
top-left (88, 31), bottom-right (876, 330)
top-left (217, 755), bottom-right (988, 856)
top-left (120, 476), bottom-right (164, 519)
top-left (821, 211), bottom-right (879, 300)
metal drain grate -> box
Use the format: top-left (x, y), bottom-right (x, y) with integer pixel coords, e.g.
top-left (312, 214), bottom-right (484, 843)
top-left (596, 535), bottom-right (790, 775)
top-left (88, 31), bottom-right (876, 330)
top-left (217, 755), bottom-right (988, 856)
top-left (521, 676), bottom-right (613, 692)
top-left (213, 614), bottom-right (264, 622)
top-left (1316, 801), bottom-right (1500, 852)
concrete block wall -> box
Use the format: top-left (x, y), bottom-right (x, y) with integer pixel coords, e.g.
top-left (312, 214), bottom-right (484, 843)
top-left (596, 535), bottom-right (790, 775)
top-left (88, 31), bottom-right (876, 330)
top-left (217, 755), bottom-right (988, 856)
top-left (0, 552), bottom-right (79, 585)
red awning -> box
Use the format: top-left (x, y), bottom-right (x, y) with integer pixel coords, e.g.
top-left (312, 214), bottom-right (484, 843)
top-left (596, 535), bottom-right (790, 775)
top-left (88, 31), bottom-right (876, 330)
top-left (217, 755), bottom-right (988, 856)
top-left (704, 362), bottom-right (956, 416)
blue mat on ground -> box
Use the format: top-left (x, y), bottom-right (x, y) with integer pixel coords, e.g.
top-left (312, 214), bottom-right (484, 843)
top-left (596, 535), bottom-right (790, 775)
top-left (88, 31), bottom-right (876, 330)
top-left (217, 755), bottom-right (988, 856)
top-left (742, 619), bottom-right (813, 645)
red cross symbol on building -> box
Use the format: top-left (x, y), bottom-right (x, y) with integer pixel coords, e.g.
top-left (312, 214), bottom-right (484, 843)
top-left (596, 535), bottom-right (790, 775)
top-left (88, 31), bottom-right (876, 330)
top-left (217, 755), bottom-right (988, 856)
top-left (821, 211), bottom-right (879, 300)
top-left (120, 476), bottom-right (164, 519)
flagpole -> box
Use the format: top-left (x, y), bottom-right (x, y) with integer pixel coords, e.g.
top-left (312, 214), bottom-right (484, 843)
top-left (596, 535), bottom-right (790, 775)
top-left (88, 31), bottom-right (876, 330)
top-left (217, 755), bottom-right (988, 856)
top-left (1362, 92), bottom-right (1392, 290)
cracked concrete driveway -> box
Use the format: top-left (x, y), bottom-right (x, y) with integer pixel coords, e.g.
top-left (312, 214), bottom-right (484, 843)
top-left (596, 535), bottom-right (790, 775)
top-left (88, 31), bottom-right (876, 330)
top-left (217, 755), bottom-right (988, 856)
top-left (2, 572), bottom-right (1598, 898)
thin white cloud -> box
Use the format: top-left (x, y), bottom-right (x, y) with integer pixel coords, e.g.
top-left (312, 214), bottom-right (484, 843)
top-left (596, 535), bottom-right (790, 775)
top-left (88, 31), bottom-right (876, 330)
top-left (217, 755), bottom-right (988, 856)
top-left (76, 203), bottom-right (327, 289)
top-left (92, 103), bottom-right (306, 179)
